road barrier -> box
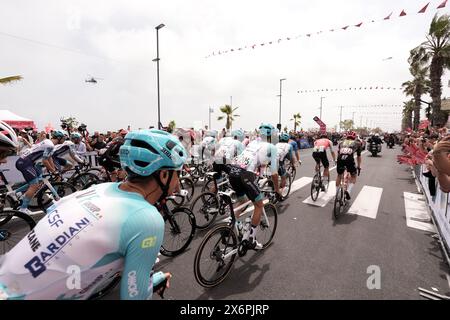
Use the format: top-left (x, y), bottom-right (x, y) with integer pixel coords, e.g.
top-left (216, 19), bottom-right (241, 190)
top-left (413, 165), bottom-right (450, 265)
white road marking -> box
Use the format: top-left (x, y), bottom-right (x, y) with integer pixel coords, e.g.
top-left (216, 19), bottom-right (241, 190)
top-left (303, 182), bottom-right (337, 207)
top-left (290, 177), bottom-right (313, 193)
top-left (403, 192), bottom-right (436, 232)
top-left (347, 186), bottom-right (383, 219)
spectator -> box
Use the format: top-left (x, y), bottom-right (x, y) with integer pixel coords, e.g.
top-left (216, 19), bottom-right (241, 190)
top-left (91, 134), bottom-right (107, 151)
top-left (17, 129), bottom-right (33, 155)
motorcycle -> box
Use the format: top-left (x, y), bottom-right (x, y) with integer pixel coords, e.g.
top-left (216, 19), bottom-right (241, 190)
top-left (387, 140), bottom-right (394, 149)
top-left (369, 142), bottom-right (382, 157)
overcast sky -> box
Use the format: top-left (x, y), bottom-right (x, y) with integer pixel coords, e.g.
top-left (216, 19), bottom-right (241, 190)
top-left (0, 0), bottom-right (449, 133)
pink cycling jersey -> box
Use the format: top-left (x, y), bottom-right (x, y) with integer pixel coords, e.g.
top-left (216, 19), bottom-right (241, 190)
top-left (313, 138), bottom-right (332, 152)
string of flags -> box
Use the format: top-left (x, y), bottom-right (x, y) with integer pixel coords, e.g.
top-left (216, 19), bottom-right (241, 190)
top-left (334, 104), bottom-right (403, 108)
top-left (298, 86), bottom-right (402, 93)
top-left (205, 0), bottom-right (448, 58)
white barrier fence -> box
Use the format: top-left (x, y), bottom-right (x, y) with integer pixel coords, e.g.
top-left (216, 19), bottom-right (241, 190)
top-left (0, 152), bottom-right (100, 184)
top-left (414, 165), bottom-right (450, 263)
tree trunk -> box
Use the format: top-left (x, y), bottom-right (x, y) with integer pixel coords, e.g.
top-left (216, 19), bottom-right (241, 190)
top-left (294, 121), bottom-right (297, 132)
top-left (226, 116), bottom-right (231, 130)
top-left (407, 110), bottom-right (413, 130)
top-left (413, 93), bottom-right (421, 130)
top-left (430, 56), bottom-right (447, 127)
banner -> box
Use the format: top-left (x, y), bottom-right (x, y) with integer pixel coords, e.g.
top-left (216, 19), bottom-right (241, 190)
top-left (313, 116), bottom-right (327, 133)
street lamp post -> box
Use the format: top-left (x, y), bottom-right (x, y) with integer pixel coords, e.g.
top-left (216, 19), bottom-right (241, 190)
top-left (320, 96), bottom-right (325, 120)
top-left (208, 107), bottom-right (213, 129)
top-left (153, 23), bottom-right (165, 130)
top-left (278, 79), bottom-right (286, 127)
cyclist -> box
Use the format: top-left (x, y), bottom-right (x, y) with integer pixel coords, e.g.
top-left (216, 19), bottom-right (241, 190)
top-left (71, 132), bottom-right (87, 156)
top-left (15, 130), bottom-right (65, 214)
top-left (52, 140), bottom-right (87, 173)
top-left (276, 132), bottom-right (297, 191)
top-left (0, 129), bottom-right (187, 300)
top-left (98, 131), bottom-right (127, 182)
top-left (0, 121), bottom-right (19, 163)
top-left (227, 123), bottom-right (281, 250)
top-left (312, 133), bottom-right (336, 190)
top-left (288, 134), bottom-right (301, 166)
top-left (212, 129), bottom-right (245, 187)
top-left (201, 130), bottom-right (217, 165)
top-left (335, 131), bottom-right (362, 200)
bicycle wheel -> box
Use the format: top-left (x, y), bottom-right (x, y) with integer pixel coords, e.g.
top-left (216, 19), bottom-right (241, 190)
top-left (258, 203), bottom-right (278, 248)
top-left (333, 187), bottom-right (344, 220)
top-left (37, 182), bottom-right (77, 212)
top-left (72, 173), bottom-right (100, 190)
top-left (193, 224), bottom-right (238, 288)
top-left (190, 192), bottom-right (220, 229)
top-left (160, 207), bottom-right (196, 257)
top-left (0, 210), bottom-right (36, 255)
top-left (201, 177), bottom-right (216, 194)
top-left (310, 173), bottom-right (320, 201)
top-left (281, 173), bottom-right (292, 200)
top-left (322, 173), bottom-right (330, 192)
top-left (0, 194), bottom-right (18, 226)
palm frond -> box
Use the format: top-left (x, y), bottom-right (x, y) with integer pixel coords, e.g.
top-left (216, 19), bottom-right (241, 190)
top-left (0, 75), bottom-right (23, 85)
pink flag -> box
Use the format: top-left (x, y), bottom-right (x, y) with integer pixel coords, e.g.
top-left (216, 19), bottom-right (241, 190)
top-left (342, 26), bottom-right (349, 30)
top-left (399, 10), bottom-right (407, 16)
top-left (355, 22), bottom-right (363, 27)
top-left (437, 0), bottom-right (448, 9)
top-left (384, 12), bottom-right (393, 20)
top-left (418, 2), bottom-right (430, 13)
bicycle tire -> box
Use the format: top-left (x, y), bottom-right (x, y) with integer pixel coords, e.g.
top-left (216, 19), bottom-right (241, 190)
top-left (310, 173), bottom-right (320, 201)
top-left (36, 182), bottom-right (77, 212)
top-left (258, 203), bottom-right (278, 248)
top-left (201, 177), bottom-right (216, 194)
top-left (190, 192), bottom-right (220, 229)
top-left (172, 177), bottom-right (195, 207)
top-left (281, 173), bottom-right (292, 200)
top-left (333, 187), bottom-right (343, 220)
top-left (0, 210), bottom-right (36, 255)
top-left (193, 224), bottom-right (238, 288)
top-left (160, 207), bottom-right (196, 257)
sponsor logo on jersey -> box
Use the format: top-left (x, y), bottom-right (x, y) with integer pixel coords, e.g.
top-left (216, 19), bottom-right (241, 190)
top-left (27, 229), bottom-right (41, 252)
top-left (127, 270), bottom-right (139, 298)
top-left (81, 201), bottom-right (103, 220)
top-left (141, 236), bottom-right (157, 249)
top-left (24, 217), bottom-right (91, 278)
top-left (48, 210), bottom-right (64, 228)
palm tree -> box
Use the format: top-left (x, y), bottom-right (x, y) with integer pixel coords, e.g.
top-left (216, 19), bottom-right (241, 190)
top-left (217, 105), bottom-right (239, 130)
top-left (402, 54), bottom-right (430, 130)
top-left (290, 113), bottom-right (301, 132)
top-left (410, 14), bottom-right (450, 127)
top-left (340, 119), bottom-right (354, 131)
top-left (0, 75), bottom-right (23, 85)
top-left (402, 100), bottom-right (414, 131)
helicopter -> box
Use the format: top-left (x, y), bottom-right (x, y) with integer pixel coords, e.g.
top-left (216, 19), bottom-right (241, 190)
top-left (85, 75), bottom-right (103, 84)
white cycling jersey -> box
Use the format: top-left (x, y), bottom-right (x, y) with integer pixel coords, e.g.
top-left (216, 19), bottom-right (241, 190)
top-left (20, 139), bottom-right (55, 163)
top-left (0, 183), bottom-right (165, 300)
top-left (232, 140), bottom-right (278, 174)
top-left (53, 141), bottom-right (85, 165)
top-left (275, 142), bottom-right (293, 162)
top-left (201, 137), bottom-right (216, 163)
top-left (214, 137), bottom-right (244, 164)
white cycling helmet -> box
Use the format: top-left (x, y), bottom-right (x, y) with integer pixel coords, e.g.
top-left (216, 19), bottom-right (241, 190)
top-left (0, 121), bottom-right (19, 150)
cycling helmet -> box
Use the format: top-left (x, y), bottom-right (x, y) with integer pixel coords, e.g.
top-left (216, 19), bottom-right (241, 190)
top-left (71, 132), bottom-right (82, 139)
top-left (346, 131), bottom-right (357, 140)
top-left (119, 129), bottom-right (187, 177)
top-left (206, 130), bottom-right (218, 138)
top-left (259, 123), bottom-right (275, 137)
top-left (51, 130), bottom-right (65, 139)
top-left (231, 129), bottom-right (244, 142)
top-left (0, 121), bottom-right (18, 150)
top-left (280, 132), bottom-right (290, 142)
top-left (119, 129), bottom-right (128, 136)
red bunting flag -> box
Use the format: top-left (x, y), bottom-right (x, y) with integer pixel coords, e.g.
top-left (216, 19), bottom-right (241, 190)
top-left (418, 2), bottom-right (430, 13)
top-left (399, 10), bottom-right (407, 16)
top-left (437, 0), bottom-right (447, 8)
top-left (384, 12), bottom-right (393, 20)
top-left (342, 26), bottom-right (349, 30)
top-left (355, 22), bottom-right (363, 27)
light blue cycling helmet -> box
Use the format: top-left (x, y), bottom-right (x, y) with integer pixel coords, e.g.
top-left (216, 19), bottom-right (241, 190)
top-left (231, 129), bottom-right (244, 142)
top-left (51, 130), bottom-right (65, 139)
top-left (206, 130), bottom-right (218, 138)
top-left (71, 132), bottom-right (82, 139)
top-left (280, 132), bottom-right (290, 142)
top-left (119, 129), bottom-right (187, 177)
top-left (259, 123), bottom-right (275, 137)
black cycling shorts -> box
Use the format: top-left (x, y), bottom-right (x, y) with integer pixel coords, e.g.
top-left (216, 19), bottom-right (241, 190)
top-left (15, 157), bottom-right (42, 184)
top-left (312, 151), bottom-right (330, 168)
top-left (98, 156), bottom-right (120, 173)
top-left (212, 162), bottom-right (230, 180)
top-left (336, 154), bottom-right (357, 176)
top-left (226, 165), bottom-right (263, 202)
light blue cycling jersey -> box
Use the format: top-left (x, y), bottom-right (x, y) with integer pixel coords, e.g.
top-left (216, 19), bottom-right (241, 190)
top-left (0, 182), bottom-right (165, 300)
top-left (214, 137), bottom-right (244, 164)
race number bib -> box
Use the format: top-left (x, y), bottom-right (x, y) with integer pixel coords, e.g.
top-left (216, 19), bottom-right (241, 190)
top-left (340, 147), bottom-right (353, 155)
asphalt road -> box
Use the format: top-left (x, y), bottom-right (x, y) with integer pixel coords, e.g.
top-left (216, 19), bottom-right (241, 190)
top-left (106, 145), bottom-right (450, 300)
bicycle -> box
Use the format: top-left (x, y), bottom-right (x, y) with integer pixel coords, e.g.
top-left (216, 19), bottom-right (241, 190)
top-left (0, 210), bottom-right (36, 255)
top-left (59, 164), bottom-right (100, 190)
top-left (258, 168), bottom-right (292, 204)
top-left (193, 191), bottom-right (277, 288)
top-left (157, 197), bottom-right (196, 257)
top-left (310, 161), bottom-right (330, 202)
top-left (0, 169), bottom-right (76, 218)
top-left (333, 167), bottom-right (361, 220)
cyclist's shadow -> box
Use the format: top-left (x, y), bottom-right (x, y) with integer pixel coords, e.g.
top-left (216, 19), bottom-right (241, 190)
top-left (331, 208), bottom-right (359, 226)
top-left (195, 251), bottom-right (271, 300)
